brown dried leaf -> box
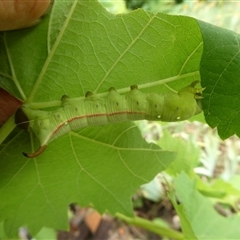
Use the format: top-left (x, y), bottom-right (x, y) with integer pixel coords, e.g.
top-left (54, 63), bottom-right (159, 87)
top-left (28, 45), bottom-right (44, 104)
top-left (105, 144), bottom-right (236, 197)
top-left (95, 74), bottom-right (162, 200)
top-left (0, 88), bottom-right (22, 126)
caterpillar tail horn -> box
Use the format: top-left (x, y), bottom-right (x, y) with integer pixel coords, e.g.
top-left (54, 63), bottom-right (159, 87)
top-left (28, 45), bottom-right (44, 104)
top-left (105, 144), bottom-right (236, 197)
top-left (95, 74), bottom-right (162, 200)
top-left (23, 145), bottom-right (47, 158)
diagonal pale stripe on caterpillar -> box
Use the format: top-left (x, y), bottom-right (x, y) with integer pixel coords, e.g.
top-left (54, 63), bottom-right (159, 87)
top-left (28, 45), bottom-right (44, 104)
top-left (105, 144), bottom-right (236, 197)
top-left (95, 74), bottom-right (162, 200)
top-left (15, 81), bottom-right (204, 158)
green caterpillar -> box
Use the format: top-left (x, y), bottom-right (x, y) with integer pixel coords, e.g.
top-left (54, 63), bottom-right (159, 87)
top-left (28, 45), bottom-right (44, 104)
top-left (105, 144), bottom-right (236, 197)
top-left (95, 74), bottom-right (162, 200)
top-left (15, 81), bottom-right (204, 158)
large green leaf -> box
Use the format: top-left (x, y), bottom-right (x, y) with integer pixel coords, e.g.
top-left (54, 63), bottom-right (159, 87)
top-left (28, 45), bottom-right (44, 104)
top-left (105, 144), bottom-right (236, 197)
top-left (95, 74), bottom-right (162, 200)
top-left (199, 20), bottom-right (240, 139)
top-left (1, 122), bottom-right (175, 236)
top-left (0, 0), bottom-right (203, 237)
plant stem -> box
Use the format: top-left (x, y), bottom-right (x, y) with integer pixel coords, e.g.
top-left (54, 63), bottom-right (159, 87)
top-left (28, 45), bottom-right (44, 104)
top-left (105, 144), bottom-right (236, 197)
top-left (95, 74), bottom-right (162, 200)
top-left (116, 213), bottom-right (184, 240)
top-left (0, 115), bottom-right (16, 145)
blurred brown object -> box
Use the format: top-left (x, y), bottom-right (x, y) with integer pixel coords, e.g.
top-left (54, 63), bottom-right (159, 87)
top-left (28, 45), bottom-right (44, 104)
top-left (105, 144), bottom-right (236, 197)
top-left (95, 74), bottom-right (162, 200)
top-left (0, 88), bottom-right (22, 126)
top-left (0, 0), bottom-right (51, 31)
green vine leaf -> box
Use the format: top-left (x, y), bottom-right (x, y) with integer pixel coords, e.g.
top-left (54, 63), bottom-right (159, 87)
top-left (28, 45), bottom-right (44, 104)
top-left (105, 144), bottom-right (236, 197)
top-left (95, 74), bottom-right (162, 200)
top-left (1, 122), bottom-right (175, 237)
top-left (0, 0), bottom-right (203, 237)
top-left (199, 20), bottom-right (240, 139)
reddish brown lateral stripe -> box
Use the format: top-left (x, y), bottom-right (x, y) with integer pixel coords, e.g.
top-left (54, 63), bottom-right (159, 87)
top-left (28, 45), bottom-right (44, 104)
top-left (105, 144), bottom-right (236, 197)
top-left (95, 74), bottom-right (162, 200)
top-left (52, 122), bottom-right (68, 135)
top-left (51, 111), bottom-right (145, 136)
top-left (67, 111), bottom-right (145, 121)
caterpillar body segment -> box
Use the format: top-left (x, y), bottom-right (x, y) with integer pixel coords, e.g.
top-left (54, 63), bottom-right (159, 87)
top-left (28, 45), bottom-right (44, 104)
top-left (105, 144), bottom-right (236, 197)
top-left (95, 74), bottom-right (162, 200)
top-left (15, 81), bottom-right (204, 157)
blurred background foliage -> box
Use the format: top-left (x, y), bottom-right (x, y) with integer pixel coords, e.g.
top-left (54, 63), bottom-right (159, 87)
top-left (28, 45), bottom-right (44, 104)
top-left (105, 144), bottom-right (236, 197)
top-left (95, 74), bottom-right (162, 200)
top-left (101, 0), bottom-right (240, 33)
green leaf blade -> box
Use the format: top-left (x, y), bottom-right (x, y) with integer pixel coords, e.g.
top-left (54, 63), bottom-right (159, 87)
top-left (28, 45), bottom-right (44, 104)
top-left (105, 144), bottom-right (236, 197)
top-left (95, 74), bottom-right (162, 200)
top-left (27, 0), bottom-right (203, 102)
top-left (0, 123), bottom-right (175, 237)
top-left (0, 0), bottom-right (204, 236)
top-left (199, 20), bottom-right (240, 139)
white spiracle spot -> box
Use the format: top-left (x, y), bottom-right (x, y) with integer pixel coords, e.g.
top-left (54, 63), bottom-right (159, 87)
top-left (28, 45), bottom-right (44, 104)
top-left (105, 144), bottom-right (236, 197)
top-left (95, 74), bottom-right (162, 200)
top-left (157, 115), bottom-right (161, 119)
